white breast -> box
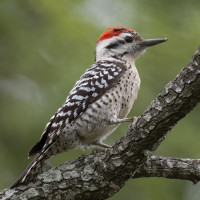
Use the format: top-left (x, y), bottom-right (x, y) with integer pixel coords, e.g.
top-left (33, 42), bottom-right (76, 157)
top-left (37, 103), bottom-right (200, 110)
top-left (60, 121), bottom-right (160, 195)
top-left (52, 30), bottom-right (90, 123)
top-left (70, 62), bottom-right (140, 146)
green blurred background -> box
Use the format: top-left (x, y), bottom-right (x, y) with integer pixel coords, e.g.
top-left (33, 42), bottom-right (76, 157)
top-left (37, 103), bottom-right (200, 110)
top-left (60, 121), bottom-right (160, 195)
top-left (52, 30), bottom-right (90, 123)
top-left (0, 0), bottom-right (200, 199)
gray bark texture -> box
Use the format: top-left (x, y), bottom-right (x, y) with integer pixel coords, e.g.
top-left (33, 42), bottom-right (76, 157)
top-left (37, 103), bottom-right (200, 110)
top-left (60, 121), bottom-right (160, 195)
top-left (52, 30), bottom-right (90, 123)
top-left (1, 46), bottom-right (200, 200)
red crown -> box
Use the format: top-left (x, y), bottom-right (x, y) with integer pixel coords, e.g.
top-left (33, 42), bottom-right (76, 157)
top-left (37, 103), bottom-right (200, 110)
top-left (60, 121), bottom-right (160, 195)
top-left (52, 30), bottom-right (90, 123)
top-left (97, 26), bottom-right (136, 43)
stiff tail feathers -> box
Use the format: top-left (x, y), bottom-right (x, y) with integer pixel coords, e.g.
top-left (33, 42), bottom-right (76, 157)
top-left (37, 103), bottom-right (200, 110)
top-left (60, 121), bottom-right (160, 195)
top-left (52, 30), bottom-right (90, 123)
top-left (10, 156), bottom-right (41, 189)
top-left (10, 142), bottom-right (54, 189)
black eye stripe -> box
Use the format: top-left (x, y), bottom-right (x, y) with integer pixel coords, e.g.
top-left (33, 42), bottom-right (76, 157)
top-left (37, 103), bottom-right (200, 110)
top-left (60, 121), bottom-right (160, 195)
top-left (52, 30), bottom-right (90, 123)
top-left (106, 40), bottom-right (125, 49)
top-left (106, 43), bottom-right (118, 49)
top-left (118, 40), bottom-right (125, 45)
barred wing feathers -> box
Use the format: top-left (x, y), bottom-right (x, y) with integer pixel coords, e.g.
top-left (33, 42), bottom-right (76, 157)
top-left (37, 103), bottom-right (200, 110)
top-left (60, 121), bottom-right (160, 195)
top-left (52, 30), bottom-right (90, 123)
top-left (11, 60), bottom-right (127, 188)
top-left (29, 60), bottom-right (127, 157)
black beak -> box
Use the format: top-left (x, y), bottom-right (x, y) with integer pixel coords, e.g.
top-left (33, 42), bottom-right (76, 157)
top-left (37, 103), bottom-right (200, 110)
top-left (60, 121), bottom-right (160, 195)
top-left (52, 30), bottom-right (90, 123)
top-left (140, 38), bottom-right (168, 48)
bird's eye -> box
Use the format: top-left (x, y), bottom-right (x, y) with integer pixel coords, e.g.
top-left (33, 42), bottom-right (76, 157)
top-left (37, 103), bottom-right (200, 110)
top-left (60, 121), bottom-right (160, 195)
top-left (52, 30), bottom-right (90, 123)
top-left (124, 36), bottom-right (133, 43)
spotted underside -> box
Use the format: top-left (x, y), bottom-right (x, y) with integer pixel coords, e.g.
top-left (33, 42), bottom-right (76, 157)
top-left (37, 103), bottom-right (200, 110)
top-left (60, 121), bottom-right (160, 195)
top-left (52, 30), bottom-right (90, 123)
top-left (28, 60), bottom-right (127, 157)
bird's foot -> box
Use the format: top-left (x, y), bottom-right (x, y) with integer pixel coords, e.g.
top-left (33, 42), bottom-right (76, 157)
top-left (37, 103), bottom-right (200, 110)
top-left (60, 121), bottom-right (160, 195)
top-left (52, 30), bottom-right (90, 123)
top-left (128, 116), bottom-right (139, 131)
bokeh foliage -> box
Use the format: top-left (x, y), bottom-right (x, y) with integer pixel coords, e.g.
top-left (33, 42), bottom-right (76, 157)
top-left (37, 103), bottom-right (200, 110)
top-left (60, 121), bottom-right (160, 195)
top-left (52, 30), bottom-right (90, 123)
top-left (0, 0), bottom-right (200, 199)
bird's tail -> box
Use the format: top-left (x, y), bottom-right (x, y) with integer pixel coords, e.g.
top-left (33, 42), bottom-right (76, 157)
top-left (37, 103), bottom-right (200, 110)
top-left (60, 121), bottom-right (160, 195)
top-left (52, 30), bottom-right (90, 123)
top-left (10, 155), bottom-right (43, 189)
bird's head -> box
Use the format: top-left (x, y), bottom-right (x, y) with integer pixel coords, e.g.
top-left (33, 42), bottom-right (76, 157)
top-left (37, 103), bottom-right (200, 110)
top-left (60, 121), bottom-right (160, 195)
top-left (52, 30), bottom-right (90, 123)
top-left (95, 26), bottom-right (167, 63)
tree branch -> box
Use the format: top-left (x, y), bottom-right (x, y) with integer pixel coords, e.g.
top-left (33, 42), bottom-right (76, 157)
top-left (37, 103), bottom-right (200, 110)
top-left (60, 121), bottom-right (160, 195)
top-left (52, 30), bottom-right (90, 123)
top-left (1, 46), bottom-right (200, 200)
top-left (134, 155), bottom-right (200, 184)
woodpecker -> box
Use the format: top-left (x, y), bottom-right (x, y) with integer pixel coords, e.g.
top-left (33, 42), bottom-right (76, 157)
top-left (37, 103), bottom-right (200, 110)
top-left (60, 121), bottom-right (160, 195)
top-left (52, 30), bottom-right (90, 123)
top-left (11, 26), bottom-right (167, 188)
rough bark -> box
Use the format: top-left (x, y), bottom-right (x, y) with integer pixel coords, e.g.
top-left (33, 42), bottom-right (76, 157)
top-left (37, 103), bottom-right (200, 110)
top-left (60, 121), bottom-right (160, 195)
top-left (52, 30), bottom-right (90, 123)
top-left (134, 156), bottom-right (200, 184)
top-left (0, 47), bottom-right (200, 200)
